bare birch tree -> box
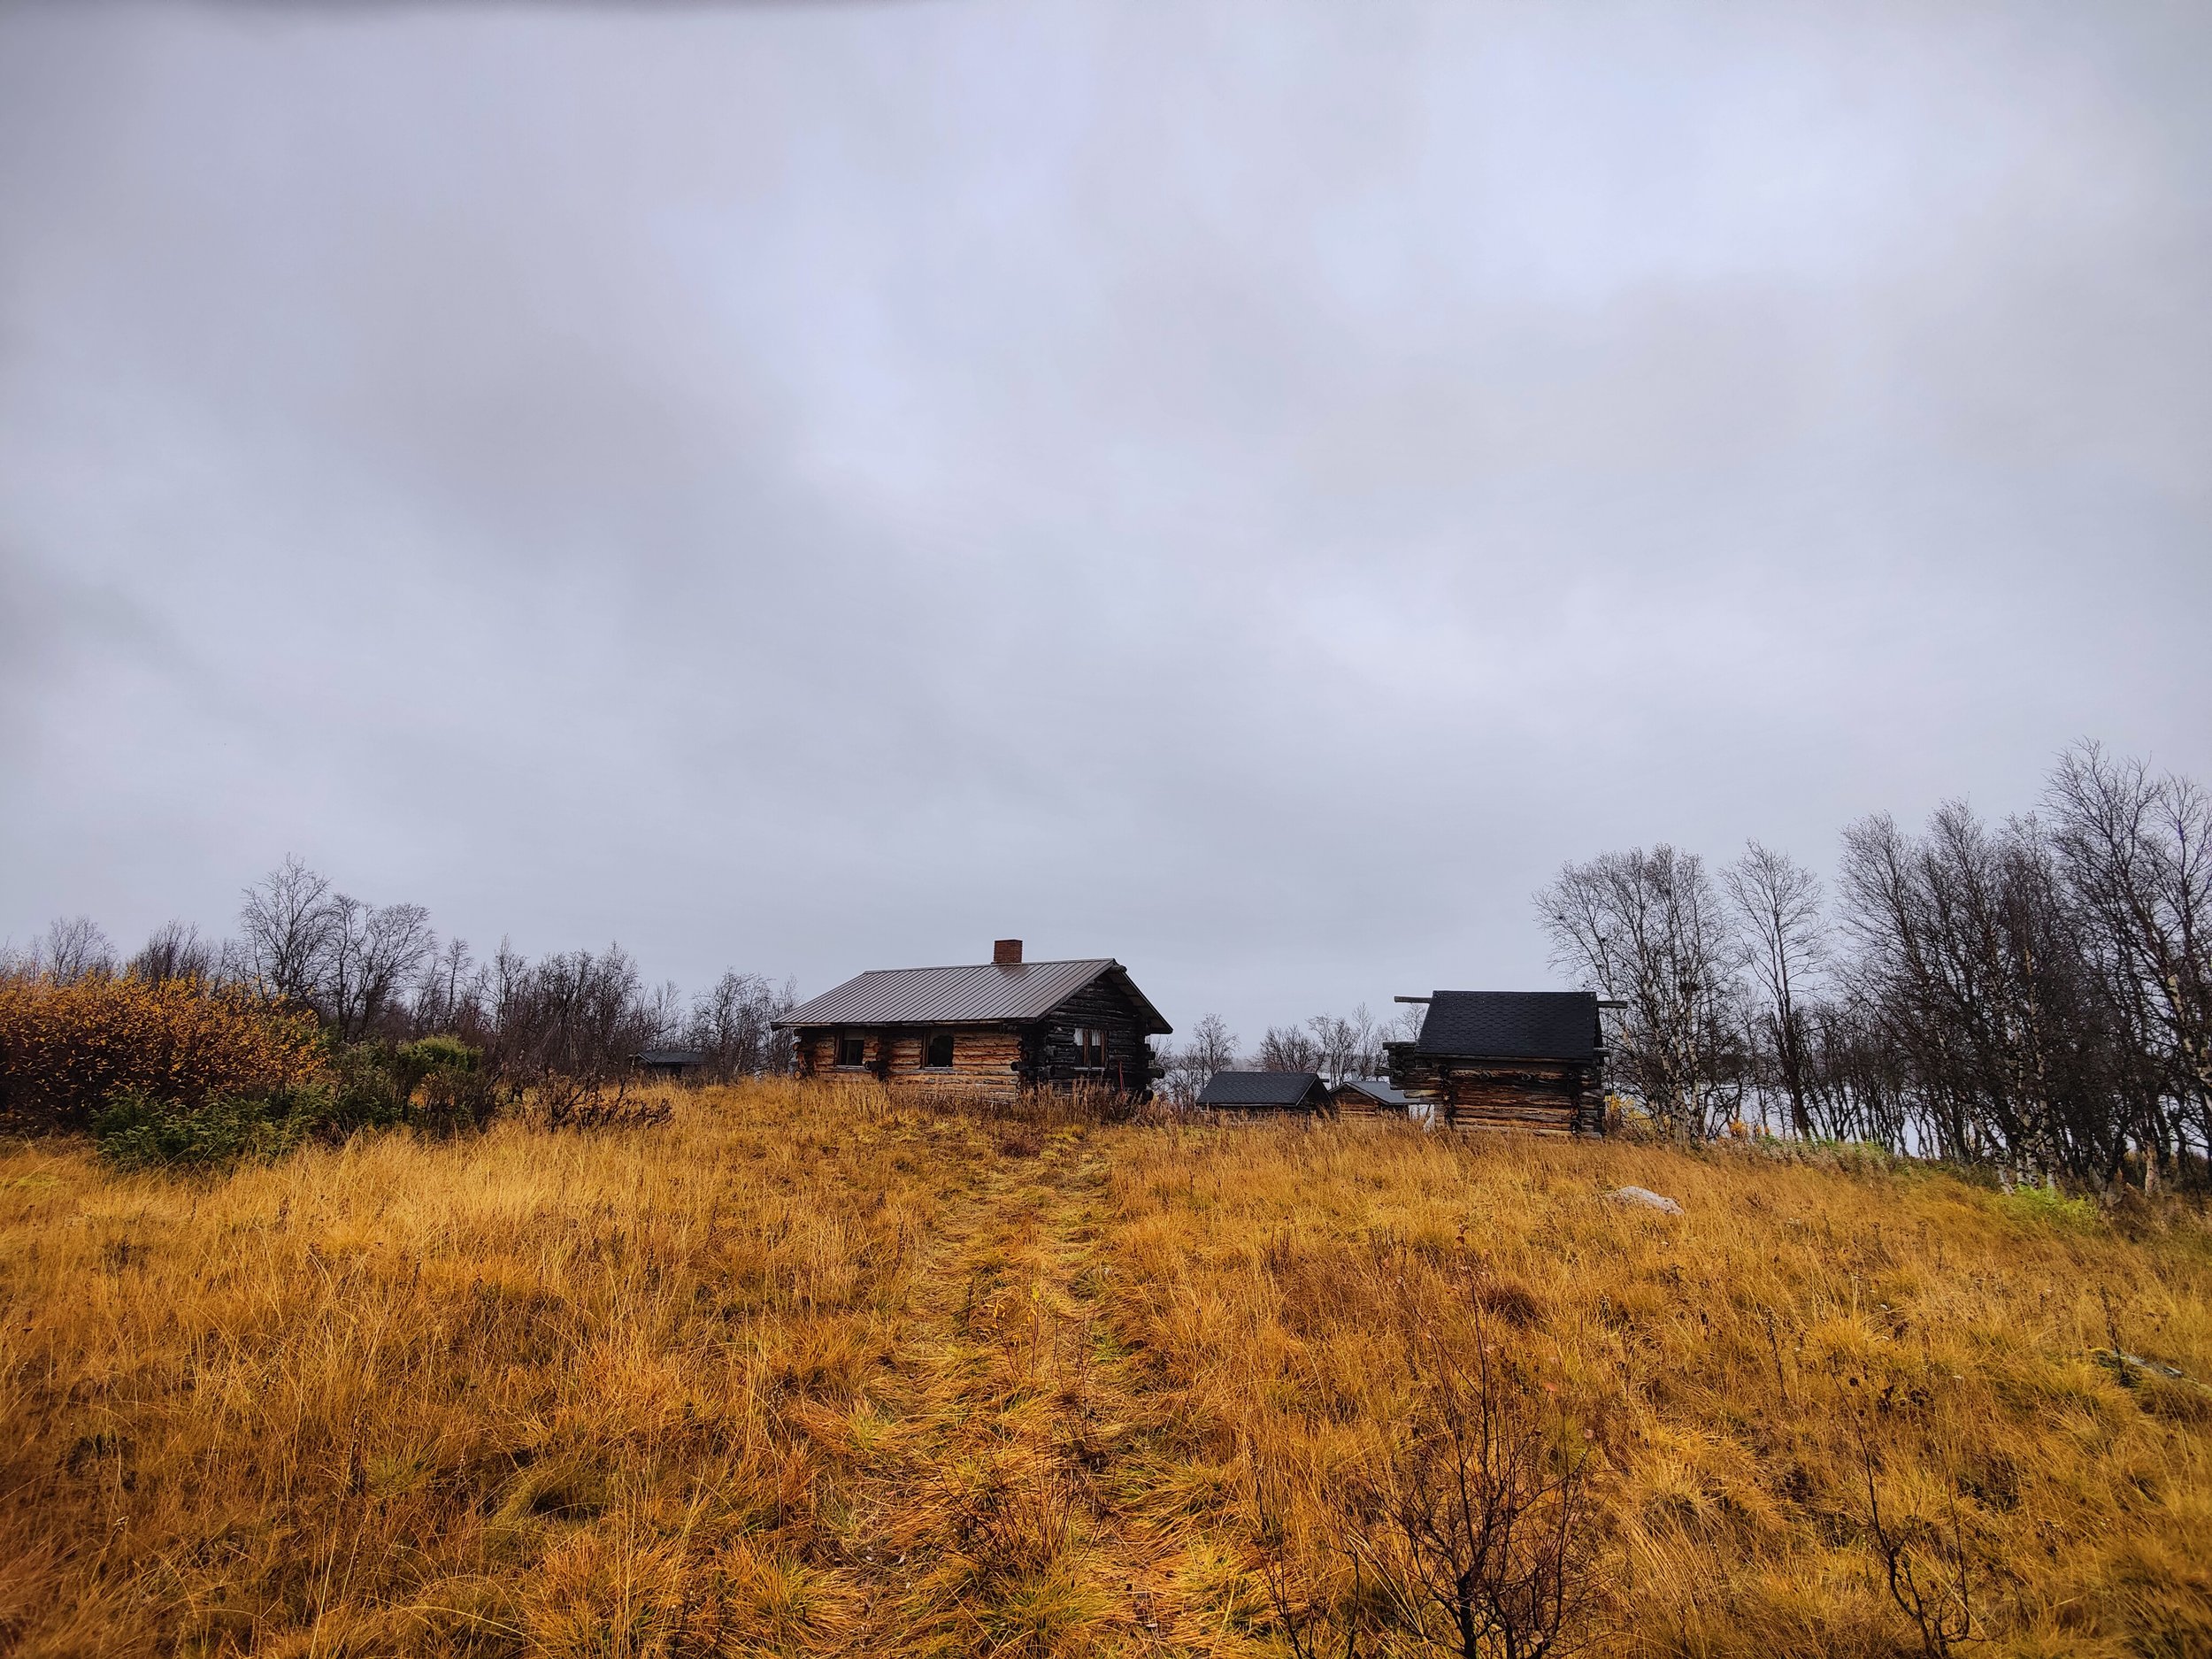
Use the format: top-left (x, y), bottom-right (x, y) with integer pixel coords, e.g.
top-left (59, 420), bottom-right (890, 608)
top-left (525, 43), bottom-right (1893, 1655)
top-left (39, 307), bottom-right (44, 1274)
top-left (1258, 1025), bottom-right (1323, 1073)
top-left (238, 856), bottom-right (340, 1006)
top-left (322, 896), bottom-right (437, 1041)
top-left (1164, 1013), bottom-right (1240, 1102)
top-left (1724, 841), bottom-right (1828, 1139)
top-left (1536, 844), bottom-right (1747, 1137)
top-left (686, 971), bottom-right (795, 1080)
top-left (127, 920), bottom-right (216, 985)
top-left (1839, 804), bottom-right (2123, 1180)
top-left (36, 916), bottom-right (115, 985)
top-left (2047, 741), bottom-right (2212, 1171)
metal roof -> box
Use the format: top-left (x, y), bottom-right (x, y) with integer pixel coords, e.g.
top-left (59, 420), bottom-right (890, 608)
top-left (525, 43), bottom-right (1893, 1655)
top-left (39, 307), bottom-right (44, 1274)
top-left (1198, 1070), bottom-right (1329, 1107)
top-left (1414, 991), bottom-right (1601, 1063)
top-left (773, 957), bottom-right (1171, 1034)
top-left (1333, 1076), bottom-right (1410, 1106)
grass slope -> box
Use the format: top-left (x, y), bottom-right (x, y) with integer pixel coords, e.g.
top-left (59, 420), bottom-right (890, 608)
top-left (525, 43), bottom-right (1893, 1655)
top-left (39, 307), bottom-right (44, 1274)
top-left (1, 1082), bottom-right (2207, 1656)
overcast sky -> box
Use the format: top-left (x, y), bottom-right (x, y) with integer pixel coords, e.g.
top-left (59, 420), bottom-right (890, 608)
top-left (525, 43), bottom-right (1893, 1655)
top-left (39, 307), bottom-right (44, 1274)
top-left (3, 0), bottom-right (2207, 1041)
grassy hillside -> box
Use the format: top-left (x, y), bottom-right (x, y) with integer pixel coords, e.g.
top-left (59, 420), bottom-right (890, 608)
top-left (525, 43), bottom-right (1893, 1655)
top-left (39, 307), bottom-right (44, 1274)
top-left (2, 1083), bottom-right (2207, 1657)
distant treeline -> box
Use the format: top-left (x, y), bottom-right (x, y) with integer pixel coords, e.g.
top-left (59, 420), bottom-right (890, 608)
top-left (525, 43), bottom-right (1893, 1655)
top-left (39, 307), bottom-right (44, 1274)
top-left (5, 856), bottom-right (795, 1097)
top-left (12, 741), bottom-right (2208, 1189)
top-left (1528, 741), bottom-right (2209, 1189)
top-left (1160, 742), bottom-right (2209, 1189)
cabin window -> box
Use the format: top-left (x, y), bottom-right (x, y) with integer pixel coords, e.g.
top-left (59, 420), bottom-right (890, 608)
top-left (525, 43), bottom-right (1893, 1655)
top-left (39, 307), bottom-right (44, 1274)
top-left (1071, 1027), bottom-right (1105, 1069)
top-left (924, 1031), bottom-right (956, 1069)
top-left (836, 1033), bottom-right (866, 1067)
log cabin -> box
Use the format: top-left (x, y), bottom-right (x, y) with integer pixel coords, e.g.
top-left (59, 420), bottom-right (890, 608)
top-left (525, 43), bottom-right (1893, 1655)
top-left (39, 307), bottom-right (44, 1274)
top-left (773, 940), bottom-right (1171, 1104)
top-left (1196, 1070), bottom-right (1333, 1112)
top-left (1383, 991), bottom-right (1607, 1135)
top-left (1332, 1076), bottom-right (1413, 1118)
top-left (630, 1047), bottom-right (705, 1080)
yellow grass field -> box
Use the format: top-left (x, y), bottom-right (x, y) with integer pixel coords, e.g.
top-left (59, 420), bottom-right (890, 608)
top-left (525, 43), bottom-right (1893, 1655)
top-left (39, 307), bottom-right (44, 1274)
top-left (3, 1081), bottom-right (2208, 1657)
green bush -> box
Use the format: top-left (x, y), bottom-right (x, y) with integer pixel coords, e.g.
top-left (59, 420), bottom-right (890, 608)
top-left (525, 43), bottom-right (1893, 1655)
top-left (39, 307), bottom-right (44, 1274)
top-left (327, 1045), bottom-right (412, 1133)
top-left (396, 1034), bottom-right (479, 1082)
top-left (90, 1036), bottom-right (496, 1170)
top-left (404, 1038), bottom-right (497, 1136)
top-left (93, 1087), bottom-right (322, 1171)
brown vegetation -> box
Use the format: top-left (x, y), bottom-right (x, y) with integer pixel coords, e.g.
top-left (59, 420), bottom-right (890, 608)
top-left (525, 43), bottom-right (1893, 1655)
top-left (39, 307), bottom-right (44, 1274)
top-left (0, 975), bottom-right (324, 1133)
top-left (2, 1083), bottom-right (2208, 1656)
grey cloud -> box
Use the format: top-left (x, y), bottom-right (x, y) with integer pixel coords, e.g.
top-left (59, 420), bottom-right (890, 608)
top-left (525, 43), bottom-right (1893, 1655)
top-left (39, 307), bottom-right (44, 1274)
top-left (3, 0), bottom-right (2208, 1033)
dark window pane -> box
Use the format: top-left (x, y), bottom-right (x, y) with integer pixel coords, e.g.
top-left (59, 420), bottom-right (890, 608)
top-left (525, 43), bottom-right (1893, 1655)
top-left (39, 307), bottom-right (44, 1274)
top-left (838, 1034), bottom-right (865, 1067)
top-left (926, 1032), bottom-right (955, 1068)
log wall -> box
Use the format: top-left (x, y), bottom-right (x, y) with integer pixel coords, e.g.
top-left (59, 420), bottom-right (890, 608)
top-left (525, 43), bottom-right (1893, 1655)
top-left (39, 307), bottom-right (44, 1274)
top-left (1385, 1045), bottom-right (1604, 1137)
top-left (1030, 978), bottom-right (1158, 1095)
top-left (792, 1027), bottom-right (1026, 1105)
top-left (1333, 1087), bottom-right (1407, 1119)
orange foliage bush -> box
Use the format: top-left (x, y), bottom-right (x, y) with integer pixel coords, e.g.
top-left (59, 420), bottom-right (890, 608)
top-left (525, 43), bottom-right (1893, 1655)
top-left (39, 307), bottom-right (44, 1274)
top-left (0, 975), bottom-right (325, 1132)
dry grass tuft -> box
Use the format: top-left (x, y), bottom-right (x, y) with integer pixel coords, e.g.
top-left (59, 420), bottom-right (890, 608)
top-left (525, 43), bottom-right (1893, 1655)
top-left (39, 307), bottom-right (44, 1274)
top-left (2, 1086), bottom-right (2207, 1656)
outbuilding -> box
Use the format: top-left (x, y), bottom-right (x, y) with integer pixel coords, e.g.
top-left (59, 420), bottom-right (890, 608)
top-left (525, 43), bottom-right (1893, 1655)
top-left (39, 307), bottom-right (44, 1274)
top-left (1384, 991), bottom-right (1607, 1135)
top-left (1332, 1076), bottom-right (1414, 1118)
top-left (1196, 1070), bottom-right (1333, 1112)
top-left (774, 940), bottom-right (1171, 1104)
top-left (631, 1047), bottom-right (705, 1079)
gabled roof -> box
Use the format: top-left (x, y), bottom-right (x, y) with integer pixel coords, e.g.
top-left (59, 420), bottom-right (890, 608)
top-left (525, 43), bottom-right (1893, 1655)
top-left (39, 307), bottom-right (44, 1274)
top-left (1198, 1070), bottom-right (1329, 1107)
top-left (1333, 1076), bottom-right (1410, 1107)
top-left (1412, 991), bottom-right (1602, 1064)
top-left (773, 957), bottom-right (1171, 1034)
top-left (633, 1047), bottom-right (705, 1066)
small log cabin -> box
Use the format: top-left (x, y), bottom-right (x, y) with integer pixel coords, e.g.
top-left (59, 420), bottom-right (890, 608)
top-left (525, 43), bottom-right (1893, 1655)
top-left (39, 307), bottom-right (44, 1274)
top-left (774, 940), bottom-right (1171, 1104)
top-left (1384, 991), bottom-right (1607, 1135)
top-left (1196, 1070), bottom-right (1333, 1112)
top-left (631, 1047), bottom-right (705, 1080)
top-left (1332, 1076), bottom-right (1413, 1118)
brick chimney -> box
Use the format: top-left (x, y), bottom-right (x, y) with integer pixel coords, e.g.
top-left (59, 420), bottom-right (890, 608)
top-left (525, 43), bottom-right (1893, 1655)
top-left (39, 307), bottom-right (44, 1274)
top-left (993, 939), bottom-right (1023, 965)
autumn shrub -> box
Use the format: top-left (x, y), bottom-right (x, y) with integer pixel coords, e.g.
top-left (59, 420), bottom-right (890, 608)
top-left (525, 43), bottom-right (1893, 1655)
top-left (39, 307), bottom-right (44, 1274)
top-left (0, 973), bottom-right (324, 1133)
top-left (396, 1035), bottom-right (501, 1135)
top-left (86, 1037), bottom-right (500, 1168)
top-left (91, 1085), bottom-right (324, 1171)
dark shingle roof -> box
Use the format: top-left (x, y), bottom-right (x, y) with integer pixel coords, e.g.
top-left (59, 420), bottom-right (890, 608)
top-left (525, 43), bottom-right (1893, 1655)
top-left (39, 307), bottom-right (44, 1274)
top-left (633, 1048), bottom-right (705, 1066)
top-left (1416, 991), bottom-right (1602, 1063)
top-left (773, 958), bottom-right (1171, 1034)
top-left (1333, 1077), bottom-right (1410, 1107)
top-left (1198, 1070), bottom-right (1328, 1107)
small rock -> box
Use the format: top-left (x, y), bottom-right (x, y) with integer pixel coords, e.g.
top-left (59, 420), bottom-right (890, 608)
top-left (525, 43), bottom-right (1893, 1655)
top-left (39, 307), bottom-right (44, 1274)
top-left (2096, 1348), bottom-right (2201, 1387)
top-left (1606, 1186), bottom-right (1683, 1215)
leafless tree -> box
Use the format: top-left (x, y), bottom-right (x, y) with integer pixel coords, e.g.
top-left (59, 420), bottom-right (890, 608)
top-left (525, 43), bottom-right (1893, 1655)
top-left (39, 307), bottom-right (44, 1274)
top-left (1307, 1004), bottom-right (1383, 1086)
top-left (2047, 741), bottom-right (2212, 1173)
top-left (411, 936), bottom-right (481, 1035)
top-left (645, 979), bottom-right (688, 1047)
top-left (127, 920), bottom-right (217, 985)
top-left (237, 859), bottom-right (437, 1037)
top-left (488, 945), bottom-right (658, 1117)
top-left (322, 895), bottom-right (437, 1041)
top-left (686, 970), bottom-right (795, 1079)
top-left (1164, 1012), bottom-right (1240, 1103)
top-left (1799, 995), bottom-right (1912, 1149)
top-left (1724, 842), bottom-right (1829, 1139)
top-left (36, 916), bottom-right (115, 984)
top-left (1839, 804), bottom-right (2125, 1180)
top-left (1260, 1024), bottom-right (1325, 1073)
top-left (237, 856), bottom-right (340, 1006)
top-left (1536, 845), bottom-right (1747, 1137)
